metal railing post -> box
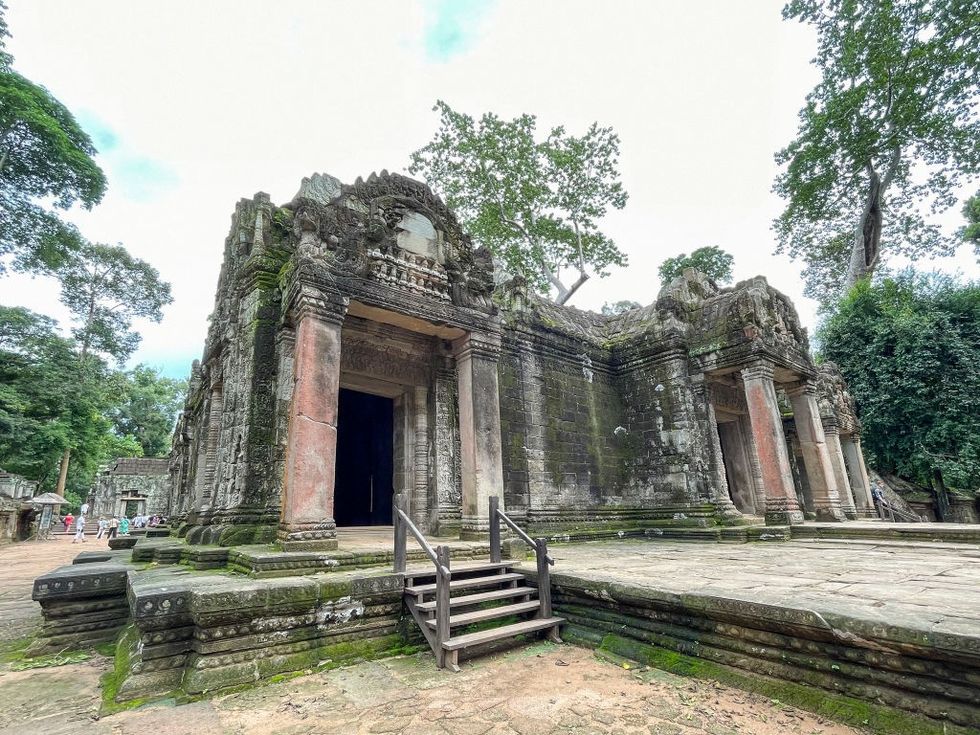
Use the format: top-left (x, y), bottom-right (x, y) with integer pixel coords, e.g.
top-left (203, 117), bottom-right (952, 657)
top-left (535, 538), bottom-right (552, 619)
top-left (394, 493), bottom-right (408, 574)
top-left (435, 545), bottom-right (452, 667)
top-left (489, 496), bottom-right (501, 563)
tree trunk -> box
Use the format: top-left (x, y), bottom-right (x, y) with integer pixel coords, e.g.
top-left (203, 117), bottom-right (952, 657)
top-left (844, 168), bottom-right (884, 290)
top-left (931, 468), bottom-right (950, 522)
top-left (55, 448), bottom-right (70, 498)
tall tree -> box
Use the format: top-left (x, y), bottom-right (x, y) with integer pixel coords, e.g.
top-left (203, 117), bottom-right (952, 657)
top-left (52, 241), bottom-right (172, 495)
top-left (409, 100), bottom-right (629, 305)
top-left (961, 190), bottom-right (980, 248)
top-left (111, 365), bottom-right (186, 458)
top-left (774, 0), bottom-right (980, 305)
top-left (0, 305), bottom-right (125, 509)
top-left (820, 272), bottom-right (980, 502)
top-left (658, 245), bottom-right (735, 286)
top-left (0, 2), bottom-right (107, 275)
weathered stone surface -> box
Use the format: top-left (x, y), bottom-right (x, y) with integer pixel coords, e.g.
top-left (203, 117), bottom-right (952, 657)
top-left (541, 539), bottom-right (980, 732)
top-left (88, 457), bottom-right (171, 520)
top-left (164, 172), bottom-right (880, 547)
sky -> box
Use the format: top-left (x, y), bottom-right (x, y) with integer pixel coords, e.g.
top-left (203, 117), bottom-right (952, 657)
top-left (3, 0), bottom-right (978, 379)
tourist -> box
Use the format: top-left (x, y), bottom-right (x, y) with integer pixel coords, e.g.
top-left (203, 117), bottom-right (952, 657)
top-left (72, 515), bottom-right (86, 544)
top-left (95, 517), bottom-right (108, 539)
top-left (107, 516), bottom-right (119, 539)
top-left (120, 516), bottom-right (130, 535)
top-left (63, 512), bottom-right (74, 532)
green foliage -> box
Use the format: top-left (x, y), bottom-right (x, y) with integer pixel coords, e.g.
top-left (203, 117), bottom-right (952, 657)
top-left (409, 100), bottom-right (628, 304)
top-left (601, 300), bottom-right (641, 316)
top-left (819, 272), bottom-right (980, 489)
top-left (111, 365), bottom-right (186, 457)
top-left (658, 245), bottom-right (734, 286)
top-left (774, 0), bottom-right (980, 305)
top-left (961, 191), bottom-right (980, 248)
top-left (0, 306), bottom-right (122, 500)
top-left (56, 241), bottom-right (172, 363)
top-left (0, 2), bottom-right (10, 70)
top-left (0, 8), bottom-right (106, 274)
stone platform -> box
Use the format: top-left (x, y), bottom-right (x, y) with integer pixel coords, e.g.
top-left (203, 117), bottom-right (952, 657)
top-left (540, 538), bottom-right (980, 734)
top-left (26, 526), bottom-right (980, 732)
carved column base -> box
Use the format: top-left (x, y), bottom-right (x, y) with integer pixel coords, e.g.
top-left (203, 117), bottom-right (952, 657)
top-left (765, 497), bottom-right (805, 526)
top-left (460, 514), bottom-right (491, 541)
top-left (815, 506), bottom-right (848, 522)
top-left (714, 499), bottom-right (745, 525)
top-left (278, 520), bottom-right (337, 551)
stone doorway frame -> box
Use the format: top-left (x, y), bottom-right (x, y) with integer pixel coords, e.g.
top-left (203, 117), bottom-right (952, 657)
top-left (277, 290), bottom-right (504, 551)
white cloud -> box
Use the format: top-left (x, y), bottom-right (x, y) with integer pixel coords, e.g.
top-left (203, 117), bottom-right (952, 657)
top-left (3, 0), bottom-right (977, 379)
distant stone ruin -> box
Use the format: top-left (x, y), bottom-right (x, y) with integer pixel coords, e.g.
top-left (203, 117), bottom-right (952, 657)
top-left (167, 171), bottom-right (875, 549)
top-left (89, 457), bottom-right (171, 520)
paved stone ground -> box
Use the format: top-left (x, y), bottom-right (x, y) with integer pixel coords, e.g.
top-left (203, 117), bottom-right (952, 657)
top-left (0, 644), bottom-right (866, 735)
top-left (0, 535), bottom-right (105, 644)
top-left (0, 537), bottom-right (869, 735)
top-left (551, 538), bottom-right (980, 641)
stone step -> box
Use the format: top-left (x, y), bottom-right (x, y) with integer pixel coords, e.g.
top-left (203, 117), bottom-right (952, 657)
top-left (405, 572), bottom-right (524, 597)
top-left (424, 600), bottom-right (541, 629)
top-left (404, 561), bottom-right (515, 584)
top-left (415, 586), bottom-right (537, 612)
top-left (442, 617), bottom-right (564, 651)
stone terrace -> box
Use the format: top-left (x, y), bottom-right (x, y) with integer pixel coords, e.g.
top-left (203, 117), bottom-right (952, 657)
top-left (551, 538), bottom-right (980, 639)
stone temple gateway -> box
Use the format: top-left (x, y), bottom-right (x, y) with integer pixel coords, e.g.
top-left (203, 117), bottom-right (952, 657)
top-left (168, 171), bottom-right (875, 549)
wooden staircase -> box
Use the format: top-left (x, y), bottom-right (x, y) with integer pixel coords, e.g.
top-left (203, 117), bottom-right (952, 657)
top-left (394, 495), bottom-right (563, 671)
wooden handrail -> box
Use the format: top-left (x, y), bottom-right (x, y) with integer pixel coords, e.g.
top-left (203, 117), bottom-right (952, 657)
top-left (490, 497), bottom-right (554, 565)
top-left (488, 496), bottom-right (555, 620)
top-left (393, 493), bottom-right (450, 575)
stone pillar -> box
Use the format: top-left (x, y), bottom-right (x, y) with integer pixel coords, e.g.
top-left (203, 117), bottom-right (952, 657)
top-left (741, 360), bottom-right (804, 525)
top-left (279, 289), bottom-right (348, 551)
top-left (454, 332), bottom-right (504, 539)
top-left (841, 434), bottom-right (875, 515)
top-left (739, 412), bottom-right (767, 514)
top-left (411, 385), bottom-right (430, 529)
top-left (821, 417), bottom-right (858, 519)
top-left (433, 360), bottom-right (461, 535)
top-left (200, 384), bottom-right (224, 512)
top-left (694, 378), bottom-right (741, 522)
top-left (784, 382), bottom-right (846, 522)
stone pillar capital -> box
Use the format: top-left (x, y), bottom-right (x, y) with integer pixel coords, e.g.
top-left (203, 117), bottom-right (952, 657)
top-left (821, 414), bottom-right (841, 434)
top-left (784, 380), bottom-right (817, 399)
top-left (288, 284), bottom-right (348, 326)
top-left (453, 331), bottom-right (502, 362)
top-left (276, 326), bottom-right (296, 349)
top-left (741, 359), bottom-right (775, 382)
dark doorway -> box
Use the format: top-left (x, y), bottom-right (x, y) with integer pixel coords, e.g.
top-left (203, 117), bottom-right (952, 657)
top-left (334, 388), bottom-right (395, 526)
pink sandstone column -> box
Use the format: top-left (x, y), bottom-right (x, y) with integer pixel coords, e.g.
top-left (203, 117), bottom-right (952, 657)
top-left (279, 290), bottom-right (347, 551)
top-left (454, 332), bottom-right (504, 540)
top-left (741, 360), bottom-right (804, 526)
top-left (785, 382), bottom-right (846, 522)
top-left (841, 434), bottom-right (875, 515)
top-left (821, 417), bottom-right (858, 519)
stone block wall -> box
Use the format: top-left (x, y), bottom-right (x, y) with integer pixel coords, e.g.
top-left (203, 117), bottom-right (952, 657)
top-left (90, 458), bottom-right (171, 519)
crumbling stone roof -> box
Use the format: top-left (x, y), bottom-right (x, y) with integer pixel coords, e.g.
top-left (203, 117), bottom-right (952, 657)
top-left (107, 458), bottom-right (170, 476)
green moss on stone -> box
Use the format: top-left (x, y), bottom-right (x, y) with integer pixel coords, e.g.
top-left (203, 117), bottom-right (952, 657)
top-left (566, 628), bottom-right (970, 735)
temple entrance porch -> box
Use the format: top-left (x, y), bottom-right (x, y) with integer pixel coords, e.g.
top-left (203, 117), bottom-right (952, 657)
top-left (278, 294), bottom-right (504, 551)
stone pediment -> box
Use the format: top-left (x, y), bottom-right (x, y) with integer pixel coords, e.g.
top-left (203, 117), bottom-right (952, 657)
top-left (287, 170), bottom-right (495, 311)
